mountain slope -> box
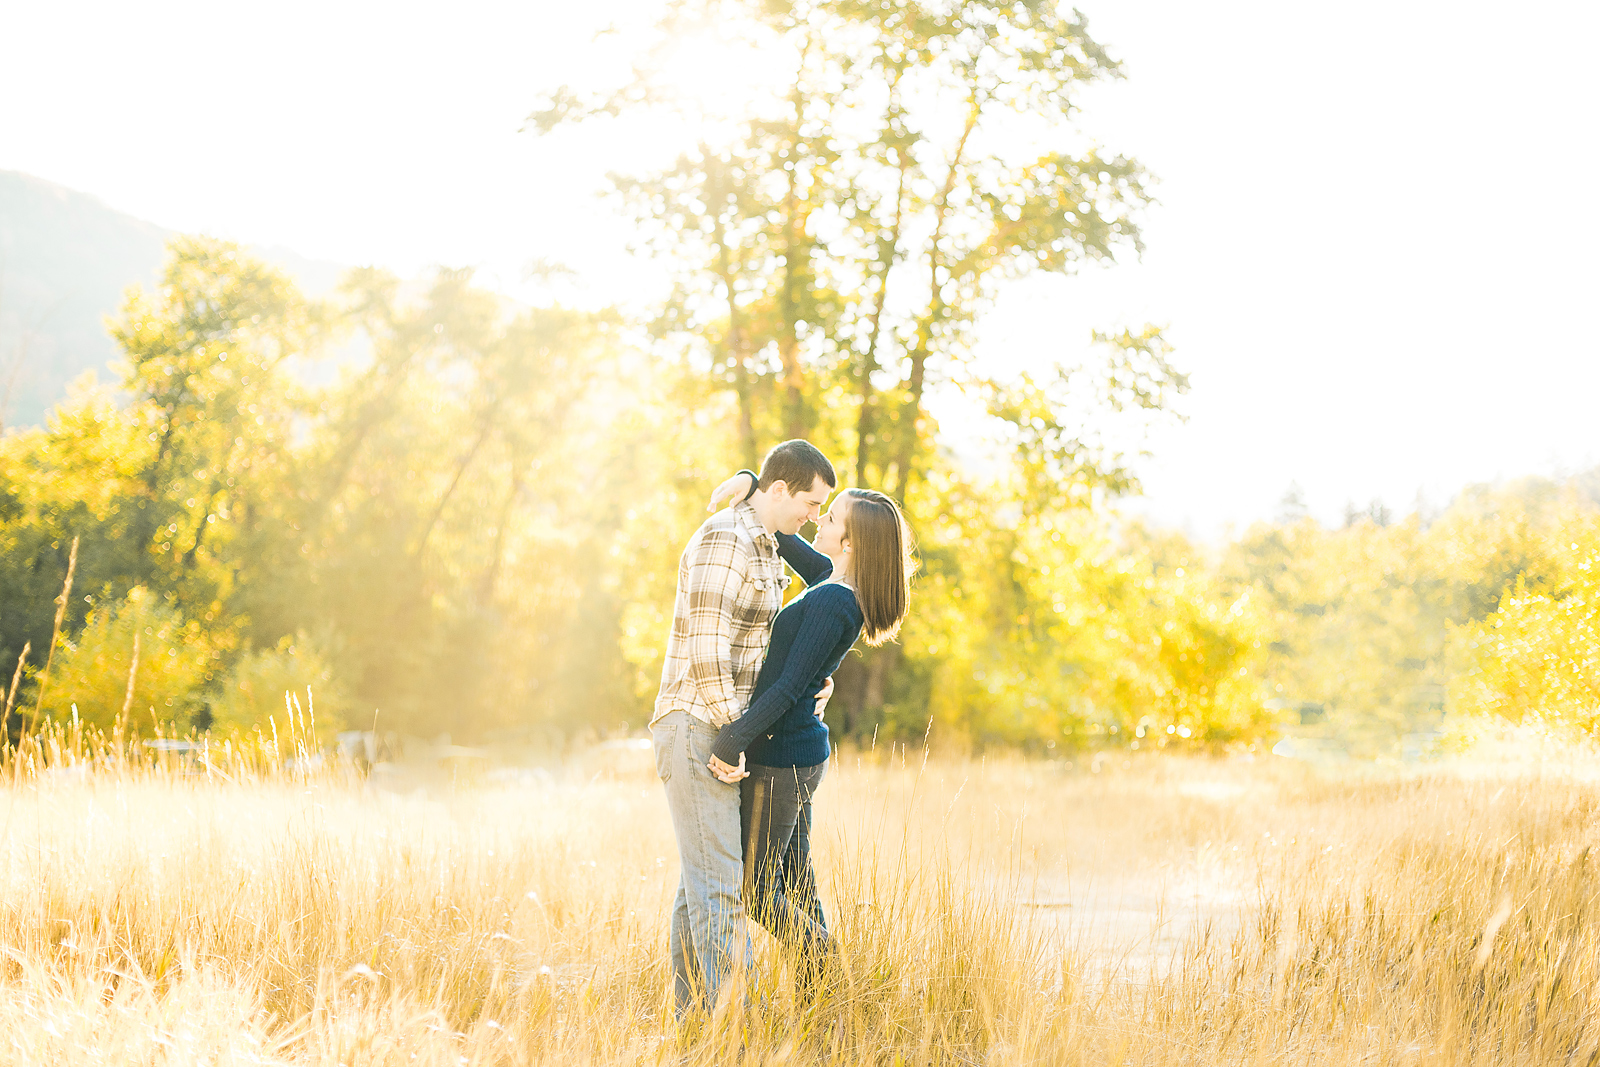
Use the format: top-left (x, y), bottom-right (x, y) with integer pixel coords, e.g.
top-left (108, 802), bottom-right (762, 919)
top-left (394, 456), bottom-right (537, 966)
top-left (0, 171), bottom-right (343, 431)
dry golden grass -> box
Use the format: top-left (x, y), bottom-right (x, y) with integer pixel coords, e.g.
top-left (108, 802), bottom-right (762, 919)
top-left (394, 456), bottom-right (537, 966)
top-left (0, 732), bottom-right (1596, 1065)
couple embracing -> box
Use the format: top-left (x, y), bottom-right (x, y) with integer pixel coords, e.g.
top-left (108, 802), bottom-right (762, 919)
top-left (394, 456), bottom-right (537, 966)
top-left (649, 439), bottom-right (914, 1017)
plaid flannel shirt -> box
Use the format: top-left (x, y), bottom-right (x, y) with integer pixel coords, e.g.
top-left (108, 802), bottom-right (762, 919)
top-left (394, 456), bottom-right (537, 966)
top-left (652, 500), bottom-right (792, 727)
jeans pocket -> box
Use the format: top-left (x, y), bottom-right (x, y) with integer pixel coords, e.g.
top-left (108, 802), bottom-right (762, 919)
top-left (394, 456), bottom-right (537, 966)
top-left (652, 723), bottom-right (676, 782)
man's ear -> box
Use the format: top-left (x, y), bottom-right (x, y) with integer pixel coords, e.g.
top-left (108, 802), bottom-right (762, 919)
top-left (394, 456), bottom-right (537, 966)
top-left (767, 480), bottom-right (789, 499)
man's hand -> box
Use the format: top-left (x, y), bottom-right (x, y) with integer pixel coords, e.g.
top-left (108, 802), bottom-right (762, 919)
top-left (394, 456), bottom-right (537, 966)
top-left (813, 676), bottom-right (834, 720)
top-left (708, 752), bottom-right (748, 783)
top-left (707, 472), bottom-right (757, 512)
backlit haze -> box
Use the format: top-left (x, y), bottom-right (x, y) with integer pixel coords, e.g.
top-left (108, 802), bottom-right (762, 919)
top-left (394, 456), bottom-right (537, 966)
top-left (4, 0), bottom-right (1596, 537)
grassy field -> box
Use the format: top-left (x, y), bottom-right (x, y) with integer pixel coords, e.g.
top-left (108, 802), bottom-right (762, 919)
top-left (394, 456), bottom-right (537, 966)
top-left (0, 737), bottom-right (1596, 1065)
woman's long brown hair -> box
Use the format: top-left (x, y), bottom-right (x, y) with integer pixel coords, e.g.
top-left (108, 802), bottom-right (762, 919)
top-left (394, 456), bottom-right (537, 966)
top-left (841, 489), bottom-right (914, 646)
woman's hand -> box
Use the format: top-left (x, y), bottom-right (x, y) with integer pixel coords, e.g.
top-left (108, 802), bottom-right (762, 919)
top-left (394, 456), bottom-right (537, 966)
top-left (706, 471), bottom-right (757, 512)
top-left (708, 752), bottom-right (748, 783)
top-left (813, 676), bottom-right (834, 720)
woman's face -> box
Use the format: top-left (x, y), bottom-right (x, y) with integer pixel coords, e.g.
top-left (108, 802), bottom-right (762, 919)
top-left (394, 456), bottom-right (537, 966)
top-left (813, 493), bottom-right (851, 558)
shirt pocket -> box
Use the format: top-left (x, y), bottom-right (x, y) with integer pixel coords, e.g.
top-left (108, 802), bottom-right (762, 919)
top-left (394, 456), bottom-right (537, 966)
top-left (742, 560), bottom-right (787, 618)
top-left (732, 581), bottom-right (763, 627)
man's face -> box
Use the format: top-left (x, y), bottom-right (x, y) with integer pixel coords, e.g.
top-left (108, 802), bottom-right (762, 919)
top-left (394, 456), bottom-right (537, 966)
top-left (773, 475), bottom-right (834, 535)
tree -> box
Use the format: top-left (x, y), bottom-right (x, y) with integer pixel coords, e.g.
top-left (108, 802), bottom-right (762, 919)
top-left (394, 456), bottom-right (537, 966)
top-left (528, 0), bottom-right (1170, 498)
top-left (109, 237), bottom-right (319, 615)
top-left (529, 0), bottom-right (1186, 736)
top-left (292, 270), bottom-right (629, 736)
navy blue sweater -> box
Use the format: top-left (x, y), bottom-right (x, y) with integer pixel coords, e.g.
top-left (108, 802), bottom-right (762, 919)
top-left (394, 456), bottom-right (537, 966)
top-left (711, 532), bottom-right (860, 769)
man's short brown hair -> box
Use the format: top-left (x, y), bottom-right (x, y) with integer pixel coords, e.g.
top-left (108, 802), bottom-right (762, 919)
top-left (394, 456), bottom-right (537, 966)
top-left (757, 440), bottom-right (837, 494)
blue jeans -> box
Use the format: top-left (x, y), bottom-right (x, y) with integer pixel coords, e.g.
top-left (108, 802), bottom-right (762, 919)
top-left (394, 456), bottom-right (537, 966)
top-left (652, 710), bottom-right (752, 1016)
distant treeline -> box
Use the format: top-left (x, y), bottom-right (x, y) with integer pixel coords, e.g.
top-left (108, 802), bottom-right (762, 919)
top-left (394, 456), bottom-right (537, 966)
top-left (1, 239), bottom-right (1594, 750)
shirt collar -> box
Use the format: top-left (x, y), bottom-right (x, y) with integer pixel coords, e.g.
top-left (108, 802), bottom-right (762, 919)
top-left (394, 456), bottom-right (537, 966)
top-left (733, 499), bottom-right (777, 546)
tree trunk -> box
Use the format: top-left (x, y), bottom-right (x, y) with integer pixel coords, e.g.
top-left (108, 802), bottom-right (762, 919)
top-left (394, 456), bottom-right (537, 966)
top-left (733, 354), bottom-right (757, 467)
top-left (777, 72), bottom-right (810, 441)
top-left (889, 105), bottom-right (978, 501)
top-left (307, 336), bottom-right (431, 535)
top-left (864, 643), bottom-right (899, 714)
top-left (181, 483), bottom-right (221, 570)
top-left (706, 151), bottom-right (758, 466)
top-left (130, 405), bottom-right (181, 555)
top-left (888, 348), bottom-right (930, 502)
top-left (833, 644), bottom-right (901, 742)
top-left (832, 654), bottom-right (870, 739)
top-left (477, 448), bottom-right (526, 605)
top-left (416, 414), bottom-right (495, 559)
top-left (856, 147), bottom-right (909, 486)
top-left (779, 161), bottom-right (805, 440)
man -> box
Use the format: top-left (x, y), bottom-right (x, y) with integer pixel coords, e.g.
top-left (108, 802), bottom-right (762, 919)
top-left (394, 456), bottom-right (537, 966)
top-left (651, 439), bottom-right (837, 1016)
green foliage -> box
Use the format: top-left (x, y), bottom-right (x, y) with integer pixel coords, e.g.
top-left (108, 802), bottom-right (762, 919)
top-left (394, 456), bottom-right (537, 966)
top-left (0, 384), bottom-right (157, 675)
top-left (982, 326), bottom-right (1188, 509)
top-left (1448, 506), bottom-right (1600, 731)
top-left (1217, 480), bottom-right (1600, 747)
top-left (39, 587), bottom-right (223, 731)
top-left (4, 232), bottom-right (1598, 752)
top-left (526, 0), bottom-right (1198, 743)
top-left (884, 484), bottom-right (1268, 748)
top-left (210, 634), bottom-right (348, 737)
top-left (6, 0), bottom-right (1597, 754)
top-left (532, 0), bottom-right (1167, 498)
top-left (110, 237), bottom-right (317, 614)
top-left (290, 276), bottom-right (630, 737)
top-left (1, 239), bottom-right (636, 742)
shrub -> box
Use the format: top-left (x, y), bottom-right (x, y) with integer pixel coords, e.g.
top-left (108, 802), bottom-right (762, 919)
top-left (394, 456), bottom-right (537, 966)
top-left (210, 634), bottom-right (350, 739)
top-left (37, 587), bottom-right (222, 731)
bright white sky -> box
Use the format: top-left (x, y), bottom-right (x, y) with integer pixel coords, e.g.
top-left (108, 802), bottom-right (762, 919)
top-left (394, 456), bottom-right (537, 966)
top-left (4, 0), bottom-right (1597, 537)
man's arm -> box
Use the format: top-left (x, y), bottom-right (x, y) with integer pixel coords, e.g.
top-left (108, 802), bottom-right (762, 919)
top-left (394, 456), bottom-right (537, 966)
top-left (681, 525), bottom-right (752, 726)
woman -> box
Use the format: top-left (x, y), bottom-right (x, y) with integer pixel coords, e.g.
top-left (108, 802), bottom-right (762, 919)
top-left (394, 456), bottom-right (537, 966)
top-left (706, 471), bottom-right (914, 996)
